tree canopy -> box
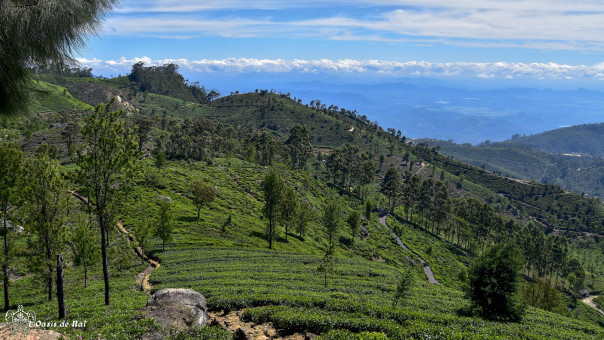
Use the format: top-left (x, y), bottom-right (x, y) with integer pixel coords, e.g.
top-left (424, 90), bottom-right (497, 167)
top-left (0, 0), bottom-right (117, 116)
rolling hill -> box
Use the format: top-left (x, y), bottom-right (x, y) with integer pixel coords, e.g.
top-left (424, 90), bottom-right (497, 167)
top-left (2, 70), bottom-right (603, 339)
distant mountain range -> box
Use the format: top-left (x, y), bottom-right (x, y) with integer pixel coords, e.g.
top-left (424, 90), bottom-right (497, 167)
top-left (207, 76), bottom-right (604, 144)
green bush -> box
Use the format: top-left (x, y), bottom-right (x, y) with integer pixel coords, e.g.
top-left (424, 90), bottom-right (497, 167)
top-left (318, 329), bottom-right (388, 340)
top-left (465, 243), bottom-right (525, 321)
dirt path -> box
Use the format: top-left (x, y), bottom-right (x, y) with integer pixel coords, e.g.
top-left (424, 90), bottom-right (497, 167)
top-left (209, 310), bottom-right (305, 340)
top-left (581, 295), bottom-right (604, 317)
top-left (68, 190), bottom-right (159, 292)
top-left (379, 215), bottom-right (441, 285)
top-left (116, 222), bottom-right (160, 292)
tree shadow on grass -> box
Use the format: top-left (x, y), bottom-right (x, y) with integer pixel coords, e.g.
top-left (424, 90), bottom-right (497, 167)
top-left (178, 215), bottom-right (200, 223)
top-left (288, 233), bottom-right (305, 242)
top-left (339, 236), bottom-right (352, 247)
top-left (250, 230), bottom-right (267, 241)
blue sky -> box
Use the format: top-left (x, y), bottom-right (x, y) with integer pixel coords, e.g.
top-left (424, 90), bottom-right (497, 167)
top-left (78, 0), bottom-right (604, 85)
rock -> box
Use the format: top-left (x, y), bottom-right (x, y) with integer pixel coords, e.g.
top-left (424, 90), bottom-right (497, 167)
top-left (155, 195), bottom-right (172, 203)
top-left (234, 327), bottom-right (250, 340)
top-left (580, 289), bottom-right (590, 298)
top-left (405, 256), bottom-right (418, 267)
top-left (143, 288), bottom-right (208, 330)
top-left (305, 333), bottom-right (318, 340)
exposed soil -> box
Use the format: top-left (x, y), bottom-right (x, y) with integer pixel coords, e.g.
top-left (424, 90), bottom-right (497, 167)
top-left (0, 325), bottom-right (62, 340)
top-left (209, 310), bottom-right (305, 340)
top-left (581, 295), bottom-right (604, 317)
top-left (116, 222), bottom-right (160, 292)
top-left (379, 214), bottom-right (441, 285)
top-left (68, 190), bottom-right (160, 292)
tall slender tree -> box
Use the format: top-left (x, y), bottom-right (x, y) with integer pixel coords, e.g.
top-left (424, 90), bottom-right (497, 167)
top-left (76, 99), bottom-right (138, 305)
top-left (279, 186), bottom-right (298, 241)
top-left (0, 143), bottom-right (23, 311)
top-left (381, 166), bottom-right (402, 212)
top-left (262, 170), bottom-right (284, 249)
top-left (155, 200), bottom-right (174, 251)
top-left (346, 210), bottom-right (361, 244)
top-left (284, 124), bottom-right (313, 169)
top-left (23, 153), bottom-right (68, 301)
top-left (69, 214), bottom-right (98, 288)
top-left (323, 200), bottom-right (341, 248)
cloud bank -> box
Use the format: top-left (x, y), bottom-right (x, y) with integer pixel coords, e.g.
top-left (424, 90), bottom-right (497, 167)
top-left (105, 0), bottom-right (604, 51)
top-left (77, 57), bottom-right (604, 81)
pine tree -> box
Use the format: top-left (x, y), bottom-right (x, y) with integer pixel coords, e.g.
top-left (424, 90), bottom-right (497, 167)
top-left (0, 143), bottom-right (23, 311)
top-left (262, 170), bottom-right (284, 249)
top-left (155, 200), bottom-right (174, 251)
top-left (76, 99), bottom-right (139, 305)
top-left (380, 166), bottom-right (402, 212)
top-left (0, 0), bottom-right (118, 116)
top-left (23, 153), bottom-right (68, 300)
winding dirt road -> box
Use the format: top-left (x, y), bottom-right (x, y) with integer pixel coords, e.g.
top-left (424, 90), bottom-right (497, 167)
top-left (581, 295), bottom-right (604, 317)
top-left (379, 215), bottom-right (441, 285)
top-left (68, 190), bottom-right (159, 292)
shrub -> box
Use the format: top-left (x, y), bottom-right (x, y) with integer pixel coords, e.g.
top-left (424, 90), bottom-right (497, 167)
top-left (465, 243), bottom-right (525, 321)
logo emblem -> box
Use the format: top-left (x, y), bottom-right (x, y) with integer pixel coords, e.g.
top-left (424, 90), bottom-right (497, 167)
top-left (5, 305), bottom-right (36, 337)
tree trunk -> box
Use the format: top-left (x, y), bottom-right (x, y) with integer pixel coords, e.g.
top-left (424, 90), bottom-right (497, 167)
top-left (197, 207), bottom-right (200, 220)
top-left (46, 234), bottom-right (53, 301)
top-left (100, 215), bottom-right (110, 305)
top-left (268, 206), bottom-right (273, 249)
top-left (56, 254), bottom-right (66, 320)
top-left (3, 221), bottom-right (9, 312)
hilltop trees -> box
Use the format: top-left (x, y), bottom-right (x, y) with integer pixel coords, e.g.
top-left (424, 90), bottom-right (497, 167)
top-left (76, 99), bottom-right (138, 305)
top-left (191, 181), bottom-right (217, 220)
top-left (262, 170), bottom-right (284, 249)
top-left (0, 143), bottom-right (23, 311)
top-left (0, 0), bottom-right (118, 117)
top-left (129, 62), bottom-right (213, 104)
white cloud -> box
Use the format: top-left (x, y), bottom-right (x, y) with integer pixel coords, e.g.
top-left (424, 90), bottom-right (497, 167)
top-left (104, 1), bottom-right (604, 51)
top-left (76, 57), bottom-right (604, 80)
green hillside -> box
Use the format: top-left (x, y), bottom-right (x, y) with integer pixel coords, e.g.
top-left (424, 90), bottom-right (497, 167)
top-left (510, 123), bottom-right (604, 157)
top-left (423, 139), bottom-right (604, 199)
top-left (2, 70), bottom-right (603, 339)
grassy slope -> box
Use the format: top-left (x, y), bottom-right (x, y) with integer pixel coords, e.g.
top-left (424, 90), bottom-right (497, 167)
top-left (131, 158), bottom-right (601, 339)
top-left (427, 141), bottom-right (604, 198)
top-left (5, 75), bottom-right (603, 339)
